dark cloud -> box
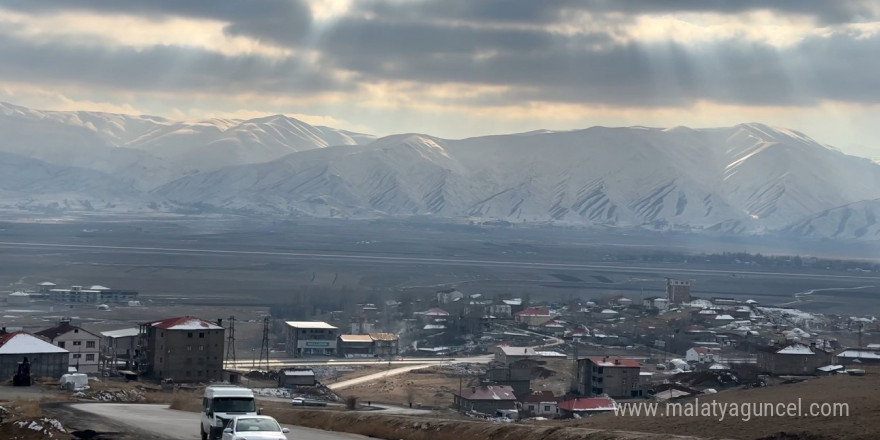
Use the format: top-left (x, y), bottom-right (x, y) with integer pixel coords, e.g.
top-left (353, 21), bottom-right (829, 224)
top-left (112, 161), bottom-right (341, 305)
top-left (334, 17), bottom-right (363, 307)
top-left (0, 31), bottom-right (351, 96)
top-left (352, 0), bottom-right (877, 26)
top-left (0, 0), bottom-right (313, 46)
top-left (314, 16), bottom-right (880, 108)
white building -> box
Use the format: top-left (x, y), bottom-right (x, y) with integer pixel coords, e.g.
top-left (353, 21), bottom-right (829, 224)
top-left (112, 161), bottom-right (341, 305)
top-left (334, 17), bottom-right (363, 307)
top-left (35, 320), bottom-right (102, 374)
top-left (284, 321), bottom-right (339, 357)
top-left (685, 347), bottom-right (717, 364)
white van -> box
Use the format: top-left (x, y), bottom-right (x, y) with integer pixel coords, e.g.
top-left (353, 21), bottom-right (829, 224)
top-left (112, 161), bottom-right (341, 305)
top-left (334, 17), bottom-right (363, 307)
top-left (200, 385), bottom-right (258, 440)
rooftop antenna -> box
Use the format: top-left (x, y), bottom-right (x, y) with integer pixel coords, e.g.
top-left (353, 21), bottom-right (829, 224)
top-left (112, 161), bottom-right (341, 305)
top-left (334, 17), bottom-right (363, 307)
top-left (258, 316), bottom-right (271, 370)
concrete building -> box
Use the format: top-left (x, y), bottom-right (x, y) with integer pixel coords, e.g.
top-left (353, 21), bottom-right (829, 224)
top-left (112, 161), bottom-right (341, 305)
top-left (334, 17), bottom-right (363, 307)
top-left (494, 346), bottom-right (538, 365)
top-left (576, 357), bottom-right (643, 398)
top-left (284, 321), bottom-right (339, 357)
top-left (46, 284), bottom-right (138, 304)
top-left (667, 279), bottom-right (692, 304)
top-left (35, 320), bottom-right (102, 374)
top-left (837, 348), bottom-right (880, 365)
top-left (370, 333), bottom-right (399, 358)
top-left (337, 334), bottom-right (374, 357)
top-left (100, 328), bottom-right (139, 371)
top-left (137, 316), bottom-right (224, 382)
top-left (757, 343), bottom-right (834, 375)
top-left (514, 307), bottom-right (553, 326)
top-left (484, 359), bottom-right (533, 398)
top-left (0, 331), bottom-right (69, 380)
top-left (519, 391), bottom-right (557, 417)
top-left (454, 385), bottom-right (517, 414)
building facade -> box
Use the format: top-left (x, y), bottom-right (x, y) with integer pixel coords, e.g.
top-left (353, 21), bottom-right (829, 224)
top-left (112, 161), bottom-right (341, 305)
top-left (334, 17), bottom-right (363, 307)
top-left (35, 320), bottom-right (102, 374)
top-left (576, 357), bottom-right (643, 398)
top-left (285, 321), bottom-right (339, 357)
top-left (137, 316), bottom-right (224, 382)
top-left (454, 385), bottom-right (517, 414)
top-left (757, 343), bottom-right (834, 375)
top-left (667, 279), bottom-right (692, 304)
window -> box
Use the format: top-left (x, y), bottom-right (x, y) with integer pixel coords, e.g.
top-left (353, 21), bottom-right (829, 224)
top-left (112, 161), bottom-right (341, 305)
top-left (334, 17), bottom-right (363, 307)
top-left (528, 405), bottom-right (535, 411)
top-left (188, 332), bottom-right (193, 338)
top-left (73, 341), bottom-right (82, 346)
top-left (199, 345), bottom-right (204, 351)
top-left (86, 354), bottom-right (95, 361)
top-left (86, 341), bottom-right (95, 348)
top-left (58, 341), bottom-right (66, 348)
top-left (544, 406), bottom-right (551, 412)
top-left (187, 345), bottom-right (192, 351)
top-left (199, 332), bottom-right (205, 338)
top-left (186, 370), bottom-right (191, 377)
top-left (73, 354), bottom-right (82, 359)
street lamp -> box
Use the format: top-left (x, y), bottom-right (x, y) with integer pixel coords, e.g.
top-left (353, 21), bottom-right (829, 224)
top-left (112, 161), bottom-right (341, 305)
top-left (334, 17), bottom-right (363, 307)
top-left (252, 348), bottom-right (256, 370)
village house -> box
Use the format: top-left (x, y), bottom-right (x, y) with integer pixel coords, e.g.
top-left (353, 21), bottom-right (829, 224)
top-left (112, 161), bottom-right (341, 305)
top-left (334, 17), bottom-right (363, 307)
top-left (515, 307), bottom-right (553, 326)
top-left (370, 332), bottom-right (400, 358)
top-left (483, 359), bottom-right (533, 398)
top-left (685, 346), bottom-right (718, 364)
top-left (757, 342), bottom-right (834, 375)
top-left (494, 346), bottom-right (538, 365)
top-left (137, 316), bottom-right (225, 382)
top-left (284, 321), bottom-right (339, 357)
top-left (337, 334), bottom-right (374, 357)
top-left (576, 356), bottom-right (643, 398)
top-left (0, 330), bottom-right (69, 380)
top-left (556, 397), bottom-right (617, 418)
top-left (836, 347), bottom-right (880, 365)
top-left (35, 319), bottom-right (102, 374)
top-left (454, 385), bottom-right (517, 415)
top-left (519, 390), bottom-right (557, 417)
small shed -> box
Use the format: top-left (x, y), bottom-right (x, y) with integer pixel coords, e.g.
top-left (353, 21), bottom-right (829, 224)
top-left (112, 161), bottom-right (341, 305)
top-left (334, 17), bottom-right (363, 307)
top-left (279, 369), bottom-right (317, 388)
top-left (557, 397), bottom-right (617, 418)
top-left (454, 385), bottom-right (517, 415)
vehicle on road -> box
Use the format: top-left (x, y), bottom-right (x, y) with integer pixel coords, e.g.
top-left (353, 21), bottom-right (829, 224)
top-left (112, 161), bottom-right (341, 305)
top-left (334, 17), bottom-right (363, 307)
top-left (291, 396), bottom-right (328, 407)
top-left (201, 385), bottom-right (258, 440)
top-left (221, 415), bottom-right (289, 440)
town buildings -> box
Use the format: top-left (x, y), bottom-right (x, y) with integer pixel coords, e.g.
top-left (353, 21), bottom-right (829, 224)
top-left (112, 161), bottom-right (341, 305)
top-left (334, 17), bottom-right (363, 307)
top-left (35, 320), bottom-right (102, 374)
top-left (285, 321), bottom-right (339, 357)
top-left (757, 343), bottom-right (834, 375)
top-left (137, 316), bottom-right (225, 382)
top-left (667, 279), bottom-right (692, 304)
top-left (454, 385), bottom-right (517, 414)
top-left (576, 357), bottom-right (643, 398)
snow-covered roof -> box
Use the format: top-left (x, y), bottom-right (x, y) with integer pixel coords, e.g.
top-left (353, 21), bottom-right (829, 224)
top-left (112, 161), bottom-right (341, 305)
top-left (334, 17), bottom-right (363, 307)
top-left (557, 397), bottom-right (616, 412)
top-left (458, 385), bottom-right (516, 401)
top-left (536, 350), bottom-right (567, 358)
top-left (817, 365), bottom-right (844, 372)
top-left (148, 316), bottom-right (223, 330)
top-left (284, 321), bottom-right (337, 330)
top-left (38, 282), bottom-right (56, 286)
top-left (715, 315), bottom-right (735, 320)
top-left (9, 291), bottom-right (30, 297)
top-left (89, 285), bottom-right (110, 290)
top-left (588, 357), bottom-right (640, 367)
top-left (502, 299), bottom-right (522, 306)
top-left (420, 308), bottom-right (450, 316)
top-left (838, 349), bottom-right (880, 359)
top-left (101, 328), bottom-right (140, 338)
top-left (776, 344), bottom-right (815, 355)
top-left (423, 324), bottom-right (446, 330)
top-left (0, 332), bottom-right (69, 354)
top-left (283, 369), bottom-right (315, 376)
top-left (600, 309), bottom-right (618, 314)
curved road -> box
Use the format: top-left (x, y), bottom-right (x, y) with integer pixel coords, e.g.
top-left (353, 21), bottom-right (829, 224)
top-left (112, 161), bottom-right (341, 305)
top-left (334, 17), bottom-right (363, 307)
top-left (67, 403), bottom-right (368, 440)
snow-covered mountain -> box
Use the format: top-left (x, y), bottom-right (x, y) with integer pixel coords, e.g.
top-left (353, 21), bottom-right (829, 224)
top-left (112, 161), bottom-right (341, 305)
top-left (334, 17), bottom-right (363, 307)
top-left (155, 123), bottom-right (880, 234)
top-left (783, 199), bottom-right (880, 240)
top-left (0, 150), bottom-right (145, 211)
top-left (0, 102), bottom-right (375, 189)
top-left (4, 102), bottom-right (880, 239)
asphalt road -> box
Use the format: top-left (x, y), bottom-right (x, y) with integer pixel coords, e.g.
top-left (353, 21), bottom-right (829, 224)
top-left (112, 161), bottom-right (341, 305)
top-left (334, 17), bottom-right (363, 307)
top-left (68, 403), bottom-right (369, 440)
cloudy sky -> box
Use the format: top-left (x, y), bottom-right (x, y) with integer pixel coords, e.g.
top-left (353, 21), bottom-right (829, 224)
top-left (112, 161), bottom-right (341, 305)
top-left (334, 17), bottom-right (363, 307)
top-left (1, 0), bottom-right (879, 156)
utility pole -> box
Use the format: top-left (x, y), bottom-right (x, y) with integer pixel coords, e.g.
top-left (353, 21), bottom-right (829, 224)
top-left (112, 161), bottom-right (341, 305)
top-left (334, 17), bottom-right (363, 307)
top-left (258, 316), bottom-right (271, 370)
top-left (224, 316), bottom-right (236, 367)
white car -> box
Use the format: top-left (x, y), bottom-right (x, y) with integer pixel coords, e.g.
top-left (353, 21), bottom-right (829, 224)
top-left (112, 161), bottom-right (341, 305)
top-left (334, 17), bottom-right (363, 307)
top-left (221, 415), bottom-right (290, 440)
